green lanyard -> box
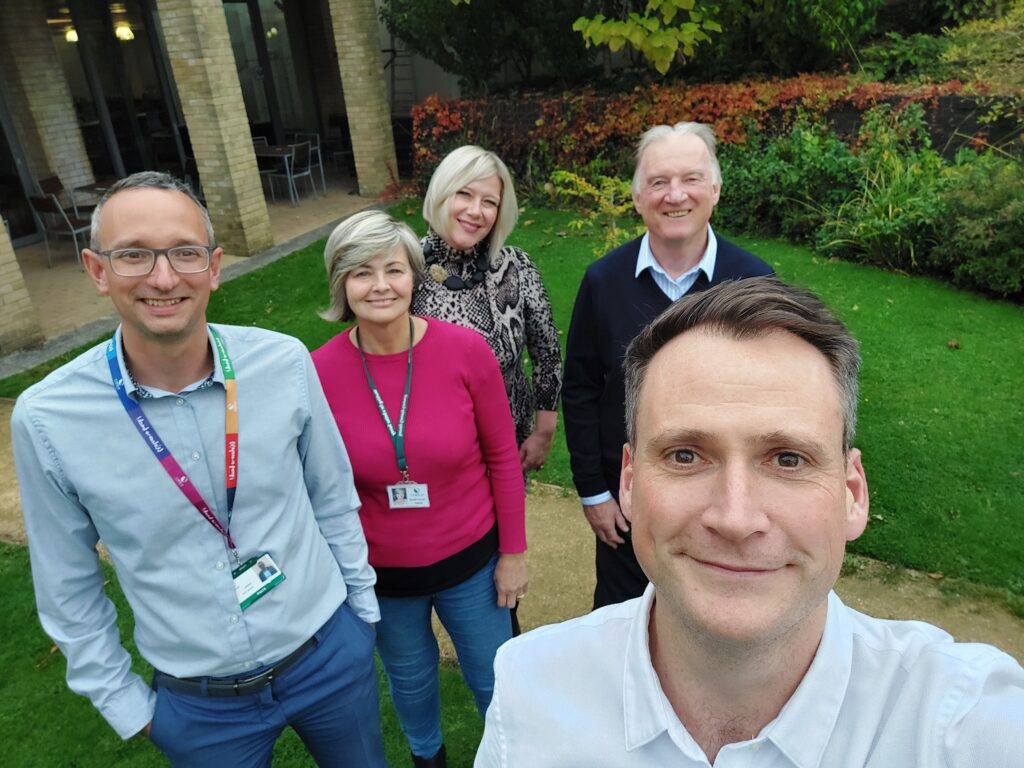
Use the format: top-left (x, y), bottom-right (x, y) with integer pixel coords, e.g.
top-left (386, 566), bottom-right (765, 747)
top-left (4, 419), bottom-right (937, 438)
top-left (355, 317), bottom-right (414, 479)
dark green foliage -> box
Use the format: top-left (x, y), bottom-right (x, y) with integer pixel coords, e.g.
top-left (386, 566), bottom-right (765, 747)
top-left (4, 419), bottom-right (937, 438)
top-left (861, 32), bottom-right (953, 81)
top-left (380, 0), bottom-right (600, 92)
top-left (680, 0), bottom-right (885, 78)
top-left (866, 1), bottom-right (1024, 91)
top-left (884, 0), bottom-right (1003, 33)
top-left (818, 104), bottom-right (946, 272)
top-left (933, 150), bottom-right (1024, 296)
top-left (717, 123), bottom-right (859, 241)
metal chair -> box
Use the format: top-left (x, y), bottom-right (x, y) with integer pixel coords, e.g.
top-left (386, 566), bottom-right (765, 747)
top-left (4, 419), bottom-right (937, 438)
top-left (28, 194), bottom-right (91, 268)
top-left (252, 136), bottom-right (281, 194)
top-left (268, 141), bottom-right (315, 205)
top-left (293, 132), bottom-right (326, 193)
top-left (38, 175), bottom-right (96, 219)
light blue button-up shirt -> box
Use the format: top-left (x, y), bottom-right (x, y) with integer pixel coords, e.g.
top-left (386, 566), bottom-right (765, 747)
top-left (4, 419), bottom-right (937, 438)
top-left (634, 224), bottom-right (718, 301)
top-left (11, 324), bottom-right (378, 739)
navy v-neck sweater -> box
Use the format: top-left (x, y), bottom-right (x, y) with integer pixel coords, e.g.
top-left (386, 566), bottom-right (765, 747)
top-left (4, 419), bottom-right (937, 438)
top-left (563, 234), bottom-right (773, 498)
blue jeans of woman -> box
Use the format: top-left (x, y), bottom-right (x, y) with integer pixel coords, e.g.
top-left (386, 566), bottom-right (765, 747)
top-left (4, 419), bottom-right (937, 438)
top-left (375, 554), bottom-right (512, 758)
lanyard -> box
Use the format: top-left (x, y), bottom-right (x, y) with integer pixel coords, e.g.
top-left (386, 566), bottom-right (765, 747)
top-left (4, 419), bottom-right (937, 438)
top-left (106, 327), bottom-right (240, 560)
top-left (355, 317), bottom-right (414, 479)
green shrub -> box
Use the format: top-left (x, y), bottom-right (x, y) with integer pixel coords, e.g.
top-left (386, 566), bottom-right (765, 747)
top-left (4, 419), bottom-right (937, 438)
top-left (717, 123), bottom-right (859, 241)
top-left (869, 1), bottom-right (1024, 91)
top-left (861, 32), bottom-right (953, 81)
top-left (547, 170), bottom-right (644, 257)
top-left (941, 0), bottom-right (1024, 92)
top-left (932, 150), bottom-right (1024, 298)
top-left (817, 104), bottom-right (946, 270)
top-left (680, 0), bottom-right (885, 77)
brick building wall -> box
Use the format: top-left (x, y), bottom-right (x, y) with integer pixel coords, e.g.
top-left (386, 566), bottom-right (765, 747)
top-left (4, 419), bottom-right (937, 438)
top-left (0, 221), bottom-right (43, 354)
top-left (156, 0), bottom-right (273, 256)
top-left (328, 0), bottom-right (398, 196)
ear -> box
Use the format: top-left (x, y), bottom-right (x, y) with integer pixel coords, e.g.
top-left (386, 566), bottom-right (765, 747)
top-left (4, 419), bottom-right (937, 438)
top-left (81, 249), bottom-right (111, 296)
top-left (710, 182), bottom-right (721, 208)
top-left (844, 448), bottom-right (869, 541)
top-left (632, 189), bottom-right (641, 215)
top-left (619, 442), bottom-right (635, 522)
top-left (209, 247), bottom-right (223, 292)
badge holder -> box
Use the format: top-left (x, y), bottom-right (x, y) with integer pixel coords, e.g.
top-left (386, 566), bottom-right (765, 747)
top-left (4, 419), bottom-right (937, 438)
top-left (233, 552), bottom-right (285, 611)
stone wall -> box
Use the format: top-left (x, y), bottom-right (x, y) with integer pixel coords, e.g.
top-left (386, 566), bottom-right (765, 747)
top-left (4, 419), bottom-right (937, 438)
top-left (0, 221), bottom-right (43, 354)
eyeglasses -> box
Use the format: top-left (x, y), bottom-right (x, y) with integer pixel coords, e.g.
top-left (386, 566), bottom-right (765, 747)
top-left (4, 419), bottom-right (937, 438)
top-left (96, 245), bottom-right (214, 277)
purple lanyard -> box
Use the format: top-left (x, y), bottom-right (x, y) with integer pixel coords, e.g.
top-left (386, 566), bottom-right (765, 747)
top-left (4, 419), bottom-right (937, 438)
top-left (106, 329), bottom-right (240, 561)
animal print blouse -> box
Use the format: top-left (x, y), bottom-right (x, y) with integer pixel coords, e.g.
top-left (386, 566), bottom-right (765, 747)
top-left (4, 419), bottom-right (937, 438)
top-left (411, 231), bottom-right (562, 445)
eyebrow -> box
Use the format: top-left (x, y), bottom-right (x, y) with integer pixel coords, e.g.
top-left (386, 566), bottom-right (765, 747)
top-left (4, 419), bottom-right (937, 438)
top-left (752, 430), bottom-right (834, 458)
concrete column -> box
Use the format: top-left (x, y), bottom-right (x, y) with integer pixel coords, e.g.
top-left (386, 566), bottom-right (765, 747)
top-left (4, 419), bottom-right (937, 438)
top-left (327, 0), bottom-right (398, 196)
top-left (0, 220), bottom-right (44, 353)
top-left (155, 0), bottom-right (273, 256)
top-left (0, 0), bottom-right (95, 190)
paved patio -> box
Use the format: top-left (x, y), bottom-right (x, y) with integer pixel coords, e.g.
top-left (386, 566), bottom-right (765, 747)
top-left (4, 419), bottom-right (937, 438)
top-left (2, 175), bottom-right (378, 378)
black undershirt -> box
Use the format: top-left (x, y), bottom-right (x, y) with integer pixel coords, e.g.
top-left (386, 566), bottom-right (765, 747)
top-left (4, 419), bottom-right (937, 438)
top-left (374, 523), bottom-right (499, 597)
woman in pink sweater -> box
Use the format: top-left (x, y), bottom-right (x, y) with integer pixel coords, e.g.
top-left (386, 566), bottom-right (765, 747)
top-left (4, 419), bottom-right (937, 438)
top-left (311, 210), bottom-right (526, 768)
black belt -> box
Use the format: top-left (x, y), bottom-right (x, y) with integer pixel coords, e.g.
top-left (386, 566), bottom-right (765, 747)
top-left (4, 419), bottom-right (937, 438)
top-left (152, 635), bottom-right (316, 697)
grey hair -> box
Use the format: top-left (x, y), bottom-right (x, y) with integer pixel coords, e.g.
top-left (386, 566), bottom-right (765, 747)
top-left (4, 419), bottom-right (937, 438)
top-left (422, 145), bottom-right (518, 264)
top-left (89, 171), bottom-right (213, 250)
top-left (320, 209), bottom-right (425, 323)
top-left (624, 277), bottom-right (861, 452)
top-left (632, 122), bottom-right (723, 194)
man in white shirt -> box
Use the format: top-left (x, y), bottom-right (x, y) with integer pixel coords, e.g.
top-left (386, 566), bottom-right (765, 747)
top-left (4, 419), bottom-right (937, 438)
top-left (477, 277), bottom-right (1023, 767)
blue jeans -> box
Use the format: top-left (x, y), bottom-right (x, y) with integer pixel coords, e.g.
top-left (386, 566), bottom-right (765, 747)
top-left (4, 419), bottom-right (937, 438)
top-left (148, 602), bottom-right (386, 768)
top-left (375, 554), bottom-right (512, 758)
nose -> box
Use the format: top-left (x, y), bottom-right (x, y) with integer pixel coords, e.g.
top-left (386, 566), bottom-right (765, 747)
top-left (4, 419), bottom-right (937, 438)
top-left (465, 196), bottom-right (482, 217)
top-left (701, 464), bottom-right (770, 541)
top-left (371, 270), bottom-right (389, 291)
top-left (147, 253), bottom-right (179, 290)
top-left (666, 179), bottom-right (687, 203)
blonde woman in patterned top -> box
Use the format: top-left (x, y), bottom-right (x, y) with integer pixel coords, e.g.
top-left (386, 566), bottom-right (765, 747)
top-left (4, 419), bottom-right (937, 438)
top-left (413, 146), bottom-right (562, 474)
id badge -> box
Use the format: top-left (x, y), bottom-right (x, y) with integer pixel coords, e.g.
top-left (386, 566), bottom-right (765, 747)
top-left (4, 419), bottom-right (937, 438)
top-left (387, 482), bottom-right (430, 509)
top-left (232, 552), bottom-right (285, 611)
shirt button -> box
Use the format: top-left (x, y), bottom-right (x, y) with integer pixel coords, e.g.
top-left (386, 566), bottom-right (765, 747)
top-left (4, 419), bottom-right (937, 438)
top-left (229, 615), bottom-right (239, 624)
top-left (215, 561), bottom-right (225, 570)
top-left (191, 451), bottom-right (200, 461)
top-left (176, 398), bottom-right (185, 406)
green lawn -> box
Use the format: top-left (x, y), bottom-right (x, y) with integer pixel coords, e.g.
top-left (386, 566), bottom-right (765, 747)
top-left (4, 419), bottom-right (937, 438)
top-left (1, 202), bottom-right (1021, 764)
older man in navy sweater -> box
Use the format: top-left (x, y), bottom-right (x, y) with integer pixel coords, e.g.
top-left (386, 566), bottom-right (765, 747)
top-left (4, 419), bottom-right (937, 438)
top-left (563, 122), bottom-right (773, 608)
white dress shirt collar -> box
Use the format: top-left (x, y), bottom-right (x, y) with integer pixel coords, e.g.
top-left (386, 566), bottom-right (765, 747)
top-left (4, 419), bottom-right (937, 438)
top-left (635, 225), bottom-right (719, 301)
top-left (622, 586), bottom-right (853, 766)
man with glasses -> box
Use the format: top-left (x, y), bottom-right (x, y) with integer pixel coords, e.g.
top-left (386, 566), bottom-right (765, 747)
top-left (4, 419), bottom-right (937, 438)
top-left (11, 172), bottom-right (387, 766)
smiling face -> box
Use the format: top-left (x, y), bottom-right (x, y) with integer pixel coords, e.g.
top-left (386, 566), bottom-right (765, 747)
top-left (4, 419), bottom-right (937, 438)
top-left (621, 329), bottom-right (868, 652)
top-left (344, 246), bottom-right (415, 327)
top-left (444, 175), bottom-right (502, 251)
top-left (632, 133), bottom-right (721, 256)
top-left (82, 187), bottom-right (221, 350)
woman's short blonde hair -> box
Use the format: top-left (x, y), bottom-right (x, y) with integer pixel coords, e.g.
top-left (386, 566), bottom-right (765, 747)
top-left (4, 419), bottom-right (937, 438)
top-left (320, 209), bottom-right (425, 323)
top-left (422, 145), bottom-right (518, 263)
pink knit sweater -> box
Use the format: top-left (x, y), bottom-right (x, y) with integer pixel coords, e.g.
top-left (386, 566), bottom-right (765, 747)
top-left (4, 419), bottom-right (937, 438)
top-left (312, 318), bottom-right (526, 568)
